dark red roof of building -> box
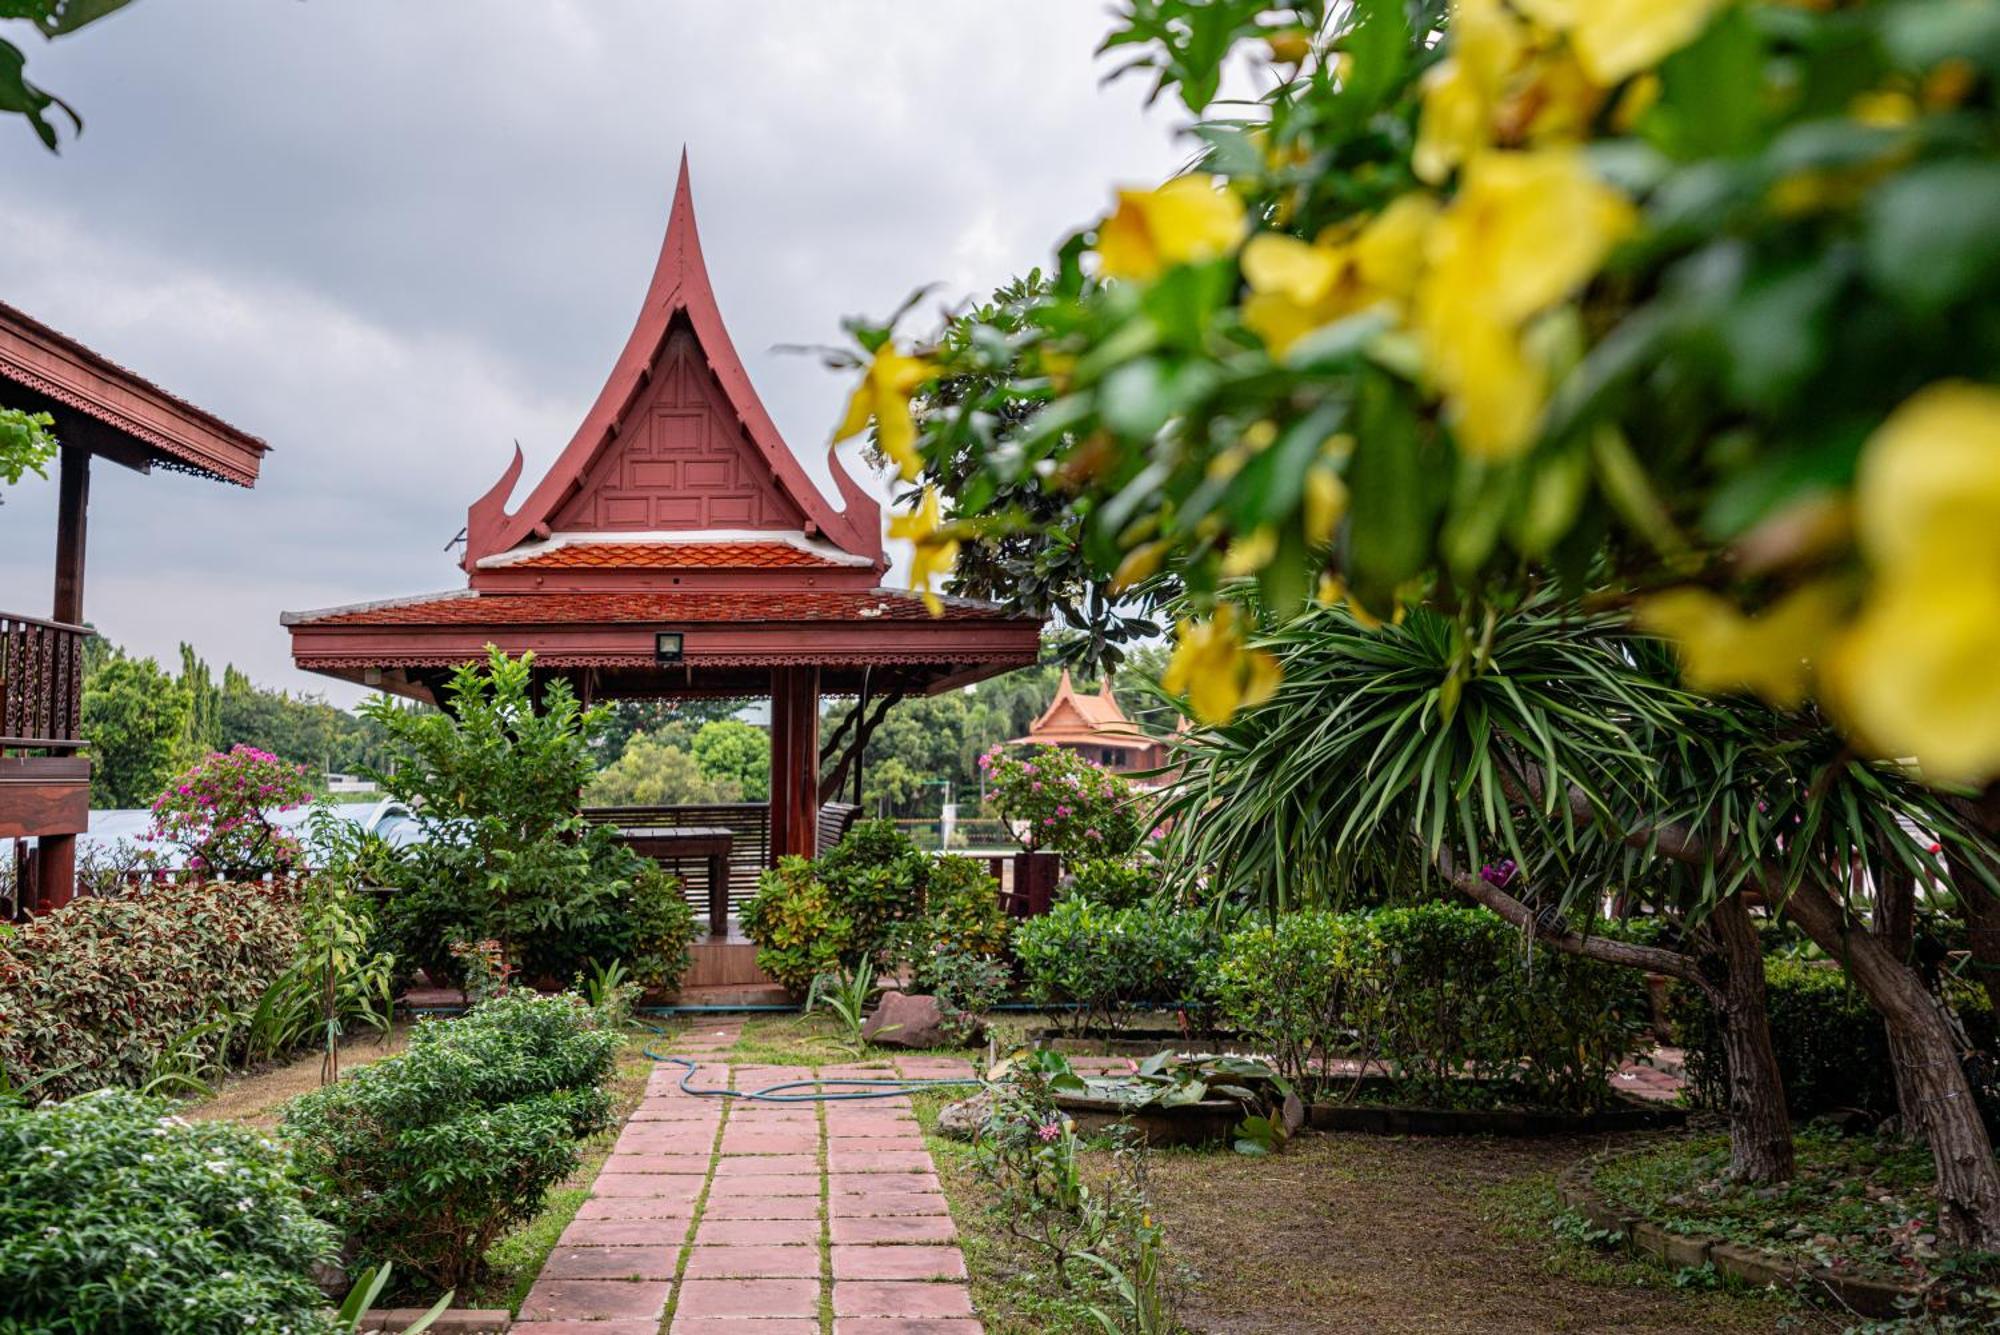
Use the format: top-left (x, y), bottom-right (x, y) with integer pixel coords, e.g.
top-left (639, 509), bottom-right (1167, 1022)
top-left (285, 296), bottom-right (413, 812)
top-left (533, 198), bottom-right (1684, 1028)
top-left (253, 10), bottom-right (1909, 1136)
top-left (289, 587), bottom-right (1024, 628)
top-left (0, 299), bottom-right (268, 486)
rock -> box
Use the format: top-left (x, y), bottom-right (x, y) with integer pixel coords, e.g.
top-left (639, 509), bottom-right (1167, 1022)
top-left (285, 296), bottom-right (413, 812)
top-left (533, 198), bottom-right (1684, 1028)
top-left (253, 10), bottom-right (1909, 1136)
top-left (938, 1088), bottom-right (998, 1142)
top-left (862, 991), bottom-right (955, 1049)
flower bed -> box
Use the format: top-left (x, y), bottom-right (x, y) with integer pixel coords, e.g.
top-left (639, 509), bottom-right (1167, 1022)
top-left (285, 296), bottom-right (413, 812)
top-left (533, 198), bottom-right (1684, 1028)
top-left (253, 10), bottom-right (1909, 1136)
top-left (1563, 1130), bottom-right (2000, 1319)
top-left (0, 882), bottom-right (301, 1102)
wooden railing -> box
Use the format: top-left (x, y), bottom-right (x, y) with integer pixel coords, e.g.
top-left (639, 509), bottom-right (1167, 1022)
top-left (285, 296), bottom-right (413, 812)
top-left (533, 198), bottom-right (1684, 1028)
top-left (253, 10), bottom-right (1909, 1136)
top-left (582, 802), bottom-right (771, 917)
top-left (0, 612), bottom-right (89, 753)
top-left (580, 803), bottom-right (1063, 923)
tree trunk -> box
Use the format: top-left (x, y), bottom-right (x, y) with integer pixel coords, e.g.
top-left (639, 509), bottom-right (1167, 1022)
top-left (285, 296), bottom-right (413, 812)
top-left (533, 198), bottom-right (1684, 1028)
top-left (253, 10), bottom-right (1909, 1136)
top-left (1947, 789), bottom-right (2000, 1017)
top-left (1709, 892), bottom-right (1794, 1183)
top-left (1873, 860), bottom-right (1933, 1139)
top-left (1784, 874), bottom-right (2000, 1250)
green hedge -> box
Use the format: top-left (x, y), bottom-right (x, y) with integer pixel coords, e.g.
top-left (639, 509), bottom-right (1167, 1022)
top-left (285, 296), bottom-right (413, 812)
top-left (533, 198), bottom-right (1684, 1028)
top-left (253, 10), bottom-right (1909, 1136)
top-left (740, 821), bottom-right (942, 994)
top-left (1207, 904), bottom-right (1650, 1111)
top-left (0, 883), bottom-right (301, 1103)
top-left (0, 1088), bottom-right (337, 1332)
top-left (283, 991), bottom-right (616, 1291)
top-left (1670, 958), bottom-right (2000, 1125)
top-left (1013, 897), bottom-right (1220, 1033)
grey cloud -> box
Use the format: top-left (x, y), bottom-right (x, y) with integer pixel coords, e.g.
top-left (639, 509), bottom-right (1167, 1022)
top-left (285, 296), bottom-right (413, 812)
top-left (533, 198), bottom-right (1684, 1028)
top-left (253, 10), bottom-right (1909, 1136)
top-left (0, 1), bottom-right (1192, 704)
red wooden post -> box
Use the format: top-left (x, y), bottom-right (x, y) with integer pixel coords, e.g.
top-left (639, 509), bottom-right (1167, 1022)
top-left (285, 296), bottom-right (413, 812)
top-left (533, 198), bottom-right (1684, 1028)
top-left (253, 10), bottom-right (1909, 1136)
top-left (39, 444), bottom-right (90, 912)
top-left (768, 665), bottom-right (820, 863)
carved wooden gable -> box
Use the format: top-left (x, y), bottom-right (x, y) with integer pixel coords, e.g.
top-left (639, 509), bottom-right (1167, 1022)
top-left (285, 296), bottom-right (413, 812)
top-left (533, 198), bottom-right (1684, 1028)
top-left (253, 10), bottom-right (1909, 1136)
top-left (552, 322), bottom-right (806, 534)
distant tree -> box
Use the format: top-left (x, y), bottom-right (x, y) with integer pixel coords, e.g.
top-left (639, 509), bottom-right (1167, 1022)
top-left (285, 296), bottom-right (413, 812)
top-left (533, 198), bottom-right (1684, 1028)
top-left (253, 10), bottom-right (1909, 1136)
top-left (691, 719), bottom-right (769, 801)
top-left (585, 732), bottom-right (742, 808)
top-left (80, 653), bottom-right (192, 807)
top-left (179, 642), bottom-right (221, 754)
top-left (596, 697), bottom-right (747, 768)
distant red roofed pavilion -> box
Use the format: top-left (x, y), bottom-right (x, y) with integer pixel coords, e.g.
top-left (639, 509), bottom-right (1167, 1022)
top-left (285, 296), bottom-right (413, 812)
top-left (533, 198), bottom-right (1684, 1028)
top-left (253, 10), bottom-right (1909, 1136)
top-left (1010, 671), bottom-right (1170, 785)
top-left (285, 154), bottom-right (1043, 873)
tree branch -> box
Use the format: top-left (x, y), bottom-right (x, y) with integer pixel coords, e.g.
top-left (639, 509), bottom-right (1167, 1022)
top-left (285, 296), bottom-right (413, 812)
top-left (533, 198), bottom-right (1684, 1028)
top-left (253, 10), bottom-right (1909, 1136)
top-left (1433, 844), bottom-right (1721, 1002)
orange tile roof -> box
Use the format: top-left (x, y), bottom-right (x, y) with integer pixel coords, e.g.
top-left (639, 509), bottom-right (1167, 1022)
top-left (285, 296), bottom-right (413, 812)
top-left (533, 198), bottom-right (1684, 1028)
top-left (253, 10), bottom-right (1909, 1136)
top-left (296, 588), bottom-right (1023, 627)
top-left (504, 541), bottom-right (846, 570)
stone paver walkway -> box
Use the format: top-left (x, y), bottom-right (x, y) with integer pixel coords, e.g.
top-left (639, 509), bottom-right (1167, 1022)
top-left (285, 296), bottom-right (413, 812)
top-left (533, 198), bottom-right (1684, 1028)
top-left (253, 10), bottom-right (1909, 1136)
top-left (514, 1021), bottom-right (983, 1335)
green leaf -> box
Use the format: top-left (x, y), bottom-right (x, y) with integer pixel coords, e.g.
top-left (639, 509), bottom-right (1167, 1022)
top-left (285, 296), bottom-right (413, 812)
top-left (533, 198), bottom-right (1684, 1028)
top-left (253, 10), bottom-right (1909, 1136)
top-left (1338, 0), bottom-right (1409, 112)
top-left (1715, 255), bottom-right (1845, 411)
top-left (1653, 5), bottom-right (1764, 158)
top-left (1343, 372), bottom-right (1439, 608)
top-left (1866, 160), bottom-right (2000, 315)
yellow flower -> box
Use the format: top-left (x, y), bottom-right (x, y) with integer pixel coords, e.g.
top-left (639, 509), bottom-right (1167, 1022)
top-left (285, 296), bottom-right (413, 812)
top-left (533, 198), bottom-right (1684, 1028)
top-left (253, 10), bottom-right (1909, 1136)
top-left (1517, 0), bottom-right (1722, 86)
top-left (1415, 150), bottom-right (1634, 458)
top-left (1424, 150), bottom-right (1635, 328)
top-left (887, 486), bottom-right (960, 617)
top-left (1240, 197), bottom-right (1437, 358)
top-left (1415, 0), bottom-right (1527, 183)
top-left (1636, 582), bottom-right (1845, 709)
top-left (1094, 175), bottom-right (1246, 282)
top-left (835, 344), bottom-right (933, 481)
top-left (1219, 526), bottom-right (1278, 577)
top-left (1823, 383), bottom-right (2000, 780)
top-left (1162, 606), bottom-right (1282, 724)
top-left (1110, 540), bottom-right (1168, 593)
top-left (1304, 465), bottom-right (1349, 546)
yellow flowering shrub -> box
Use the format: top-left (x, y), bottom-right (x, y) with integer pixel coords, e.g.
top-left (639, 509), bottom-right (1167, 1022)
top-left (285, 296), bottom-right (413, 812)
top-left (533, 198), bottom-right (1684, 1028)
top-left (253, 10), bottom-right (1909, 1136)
top-left (843, 0), bottom-right (2000, 781)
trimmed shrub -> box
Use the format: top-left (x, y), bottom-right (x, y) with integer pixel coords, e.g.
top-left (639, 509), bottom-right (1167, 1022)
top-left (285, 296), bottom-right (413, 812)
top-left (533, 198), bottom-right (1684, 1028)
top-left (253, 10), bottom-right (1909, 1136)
top-left (0, 1088), bottom-right (337, 1333)
top-left (0, 882), bottom-right (301, 1102)
top-left (740, 856), bottom-right (853, 995)
top-left (1671, 958), bottom-right (2000, 1125)
top-left (813, 819), bottom-right (928, 955)
top-left (1354, 903), bottom-right (1650, 1112)
top-left (1063, 849), bottom-right (1160, 909)
top-left (890, 854), bottom-right (1013, 992)
top-left (1211, 910), bottom-right (1357, 1087)
top-left (624, 861), bottom-right (699, 990)
top-left (283, 991), bottom-right (616, 1290)
top-left (743, 822), bottom-right (947, 995)
top-left (1014, 897), bottom-right (1219, 1033)
top-left (1210, 904), bottom-right (1649, 1108)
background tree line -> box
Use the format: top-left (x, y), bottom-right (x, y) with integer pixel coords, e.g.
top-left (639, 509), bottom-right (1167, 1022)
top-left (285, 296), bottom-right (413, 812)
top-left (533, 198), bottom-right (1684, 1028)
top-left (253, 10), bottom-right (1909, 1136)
top-left (77, 634), bottom-right (401, 808)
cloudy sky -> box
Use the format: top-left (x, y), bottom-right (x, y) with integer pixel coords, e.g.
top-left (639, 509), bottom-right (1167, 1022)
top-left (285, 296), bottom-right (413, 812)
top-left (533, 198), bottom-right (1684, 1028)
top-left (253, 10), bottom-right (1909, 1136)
top-left (0, 2), bottom-right (1202, 705)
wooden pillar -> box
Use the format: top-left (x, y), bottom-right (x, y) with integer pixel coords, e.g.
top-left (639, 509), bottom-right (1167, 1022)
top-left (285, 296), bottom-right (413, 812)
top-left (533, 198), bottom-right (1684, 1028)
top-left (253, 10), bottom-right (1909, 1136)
top-left (768, 666), bottom-right (819, 863)
top-left (52, 443), bottom-right (89, 624)
top-left (41, 444), bottom-right (90, 912)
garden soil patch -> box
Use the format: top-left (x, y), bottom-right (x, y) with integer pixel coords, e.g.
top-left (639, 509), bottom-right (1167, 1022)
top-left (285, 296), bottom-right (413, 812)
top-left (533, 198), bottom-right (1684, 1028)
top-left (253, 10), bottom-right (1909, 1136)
top-left (1148, 1131), bottom-right (1832, 1335)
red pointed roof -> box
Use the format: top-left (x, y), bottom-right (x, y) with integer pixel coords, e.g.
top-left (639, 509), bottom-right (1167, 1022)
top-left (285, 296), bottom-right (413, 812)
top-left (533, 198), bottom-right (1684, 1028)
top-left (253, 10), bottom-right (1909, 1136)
top-left (1012, 671), bottom-right (1157, 750)
top-left (463, 151), bottom-right (882, 574)
top-left (285, 154), bottom-right (1043, 705)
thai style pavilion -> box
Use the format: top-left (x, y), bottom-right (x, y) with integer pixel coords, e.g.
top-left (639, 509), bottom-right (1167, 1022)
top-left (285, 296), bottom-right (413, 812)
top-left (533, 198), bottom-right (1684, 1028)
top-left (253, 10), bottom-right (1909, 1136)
top-left (285, 156), bottom-right (1042, 942)
top-left (2, 301), bottom-right (268, 914)
top-left (1009, 671), bottom-right (1171, 783)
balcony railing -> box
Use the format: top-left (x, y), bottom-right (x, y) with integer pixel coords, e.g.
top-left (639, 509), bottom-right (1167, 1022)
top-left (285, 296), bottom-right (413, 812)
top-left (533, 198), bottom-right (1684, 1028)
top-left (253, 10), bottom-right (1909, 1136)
top-left (0, 612), bottom-right (88, 753)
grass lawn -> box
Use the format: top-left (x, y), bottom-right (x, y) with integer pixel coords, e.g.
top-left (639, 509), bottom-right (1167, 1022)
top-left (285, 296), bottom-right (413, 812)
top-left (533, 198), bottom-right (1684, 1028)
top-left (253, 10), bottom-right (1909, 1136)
top-left (908, 1073), bottom-right (1826, 1334)
top-left (1145, 1130), bottom-right (1828, 1334)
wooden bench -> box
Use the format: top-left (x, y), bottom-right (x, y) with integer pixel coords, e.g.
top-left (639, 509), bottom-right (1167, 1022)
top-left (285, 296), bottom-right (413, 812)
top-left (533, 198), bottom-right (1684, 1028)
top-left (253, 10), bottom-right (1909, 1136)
top-left (816, 801), bottom-right (861, 855)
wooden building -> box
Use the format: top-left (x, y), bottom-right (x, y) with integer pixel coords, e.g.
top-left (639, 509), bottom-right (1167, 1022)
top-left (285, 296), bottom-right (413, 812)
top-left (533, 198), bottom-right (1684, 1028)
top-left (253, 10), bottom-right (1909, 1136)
top-left (1, 301), bottom-right (268, 913)
top-left (284, 155), bottom-right (1043, 970)
top-left (1009, 670), bottom-right (1169, 781)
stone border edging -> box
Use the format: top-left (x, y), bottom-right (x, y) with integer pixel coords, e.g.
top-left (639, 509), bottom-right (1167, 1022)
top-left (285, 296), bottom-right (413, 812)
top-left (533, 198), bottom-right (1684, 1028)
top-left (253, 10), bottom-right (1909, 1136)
top-left (1555, 1156), bottom-right (1918, 1319)
top-left (359, 1310), bottom-right (510, 1333)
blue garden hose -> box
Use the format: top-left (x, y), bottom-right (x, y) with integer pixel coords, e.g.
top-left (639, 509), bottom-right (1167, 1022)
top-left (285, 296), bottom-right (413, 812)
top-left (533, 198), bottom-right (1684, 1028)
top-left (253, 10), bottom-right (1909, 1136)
top-left (641, 1025), bottom-right (986, 1103)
